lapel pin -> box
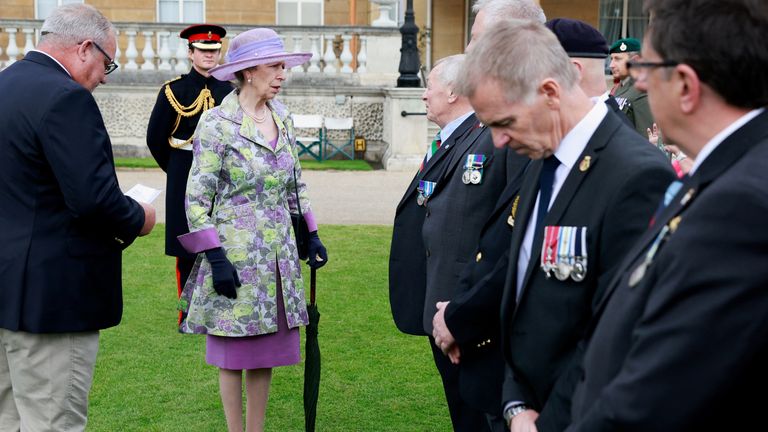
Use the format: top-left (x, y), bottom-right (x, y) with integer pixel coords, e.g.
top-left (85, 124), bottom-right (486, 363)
top-left (579, 155), bottom-right (591, 172)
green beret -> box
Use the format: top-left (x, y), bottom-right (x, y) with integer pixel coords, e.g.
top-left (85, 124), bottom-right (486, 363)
top-left (609, 38), bottom-right (641, 54)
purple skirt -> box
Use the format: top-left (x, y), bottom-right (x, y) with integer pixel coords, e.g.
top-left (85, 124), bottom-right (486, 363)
top-left (206, 272), bottom-right (300, 370)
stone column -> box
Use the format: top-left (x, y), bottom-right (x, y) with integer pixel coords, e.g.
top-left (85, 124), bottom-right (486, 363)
top-left (381, 88), bottom-right (427, 171)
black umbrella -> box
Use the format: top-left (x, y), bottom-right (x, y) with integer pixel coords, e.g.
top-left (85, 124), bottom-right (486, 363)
top-left (303, 268), bottom-right (320, 432)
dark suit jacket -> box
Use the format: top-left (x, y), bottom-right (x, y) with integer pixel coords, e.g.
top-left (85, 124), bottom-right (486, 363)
top-left (567, 110), bottom-right (768, 432)
top-left (146, 68), bottom-right (232, 258)
top-left (499, 110), bottom-right (675, 431)
top-left (421, 115), bottom-right (529, 333)
top-left (390, 121), bottom-right (459, 335)
top-left (0, 52), bottom-right (145, 333)
top-left (442, 169), bottom-right (528, 414)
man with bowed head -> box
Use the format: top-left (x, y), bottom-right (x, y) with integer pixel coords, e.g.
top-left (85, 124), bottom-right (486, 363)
top-left (0, 4), bottom-right (155, 431)
top-left (457, 19), bottom-right (673, 432)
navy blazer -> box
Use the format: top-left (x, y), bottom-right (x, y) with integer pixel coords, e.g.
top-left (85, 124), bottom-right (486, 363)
top-left (568, 111), bottom-right (768, 431)
top-left (499, 110), bottom-right (675, 431)
top-left (442, 167), bottom-right (528, 414)
top-left (0, 52), bottom-right (145, 333)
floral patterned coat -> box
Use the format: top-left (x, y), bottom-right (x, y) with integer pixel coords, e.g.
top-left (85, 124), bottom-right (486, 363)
top-left (178, 91), bottom-right (310, 336)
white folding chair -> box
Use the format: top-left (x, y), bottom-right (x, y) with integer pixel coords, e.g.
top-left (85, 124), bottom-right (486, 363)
top-left (323, 117), bottom-right (355, 160)
top-left (293, 114), bottom-right (324, 161)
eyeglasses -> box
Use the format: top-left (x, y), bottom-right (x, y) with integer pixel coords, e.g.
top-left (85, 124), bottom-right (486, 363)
top-left (90, 41), bottom-right (119, 75)
top-left (626, 59), bottom-right (678, 80)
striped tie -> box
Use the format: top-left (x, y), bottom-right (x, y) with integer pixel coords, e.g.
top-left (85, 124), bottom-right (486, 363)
top-left (419, 131), bottom-right (442, 172)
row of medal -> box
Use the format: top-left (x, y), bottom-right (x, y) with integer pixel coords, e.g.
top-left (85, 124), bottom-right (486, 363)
top-left (540, 225), bottom-right (588, 282)
top-left (462, 154), bottom-right (486, 185)
top-left (417, 154), bottom-right (487, 206)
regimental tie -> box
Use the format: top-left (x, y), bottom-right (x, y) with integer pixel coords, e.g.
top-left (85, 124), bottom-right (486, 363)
top-left (419, 131), bottom-right (442, 173)
top-left (534, 155), bottom-right (561, 240)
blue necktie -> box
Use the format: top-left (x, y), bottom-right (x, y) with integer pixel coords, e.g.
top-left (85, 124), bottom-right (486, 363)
top-left (534, 156), bottom-right (560, 239)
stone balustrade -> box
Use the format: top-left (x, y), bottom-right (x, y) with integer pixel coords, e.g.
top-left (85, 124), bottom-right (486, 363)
top-left (0, 20), bottom-right (402, 86)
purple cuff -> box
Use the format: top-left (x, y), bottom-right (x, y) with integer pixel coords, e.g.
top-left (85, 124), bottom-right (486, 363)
top-left (177, 228), bottom-right (222, 253)
top-left (304, 210), bottom-right (318, 232)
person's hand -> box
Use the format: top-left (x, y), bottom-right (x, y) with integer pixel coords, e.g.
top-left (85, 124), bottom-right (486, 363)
top-left (646, 123), bottom-right (660, 146)
top-left (307, 231), bottom-right (328, 269)
top-left (509, 409), bottom-right (539, 432)
top-left (204, 247), bottom-right (240, 299)
top-left (432, 301), bottom-right (456, 354)
top-left (447, 344), bottom-right (461, 365)
top-left (139, 202), bottom-right (156, 236)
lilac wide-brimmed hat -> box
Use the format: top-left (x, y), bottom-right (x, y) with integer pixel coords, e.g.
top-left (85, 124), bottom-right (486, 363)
top-left (208, 28), bottom-right (311, 81)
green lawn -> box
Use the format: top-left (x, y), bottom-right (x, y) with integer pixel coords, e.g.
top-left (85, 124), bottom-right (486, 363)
top-left (87, 225), bottom-right (450, 431)
top-left (114, 157), bottom-right (373, 171)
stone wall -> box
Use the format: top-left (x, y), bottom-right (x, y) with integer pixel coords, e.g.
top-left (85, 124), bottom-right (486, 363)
top-left (94, 81), bottom-right (388, 162)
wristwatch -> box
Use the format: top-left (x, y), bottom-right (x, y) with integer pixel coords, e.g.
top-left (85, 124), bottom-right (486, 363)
top-left (503, 403), bottom-right (529, 425)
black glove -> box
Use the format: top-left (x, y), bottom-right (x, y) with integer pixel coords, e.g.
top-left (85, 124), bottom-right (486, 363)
top-left (204, 247), bottom-right (240, 299)
top-left (307, 231), bottom-right (328, 269)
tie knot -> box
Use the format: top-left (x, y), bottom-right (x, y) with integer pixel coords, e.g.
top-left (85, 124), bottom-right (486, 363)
top-left (543, 155), bottom-right (560, 171)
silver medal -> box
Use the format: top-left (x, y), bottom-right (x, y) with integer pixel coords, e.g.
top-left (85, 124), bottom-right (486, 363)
top-left (417, 194), bottom-right (425, 206)
top-left (628, 263), bottom-right (646, 287)
top-left (571, 260), bottom-right (586, 282)
top-left (462, 170), bottom-right (471, 184)
top-left (554, 261), bottom-right (571, 281)
top-left (470, 170), bottom-right (482, 184)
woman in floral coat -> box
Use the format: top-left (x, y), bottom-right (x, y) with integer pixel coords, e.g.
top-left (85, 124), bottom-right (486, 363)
top-left (176, 28), bottom-right (328, 432)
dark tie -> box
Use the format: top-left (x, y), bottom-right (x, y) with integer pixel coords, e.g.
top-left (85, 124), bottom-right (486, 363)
top-left (533, 156), bottom-right (560, 239)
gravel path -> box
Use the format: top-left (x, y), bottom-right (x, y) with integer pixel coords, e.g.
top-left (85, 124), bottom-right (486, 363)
top-left (117, 168), bottom-right (413, 225)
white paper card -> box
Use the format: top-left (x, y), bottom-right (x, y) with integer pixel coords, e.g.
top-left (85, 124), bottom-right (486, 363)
top-left (125, 184), bottom-right (162, 204)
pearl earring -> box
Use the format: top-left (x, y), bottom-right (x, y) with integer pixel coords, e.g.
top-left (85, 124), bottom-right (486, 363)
top-left (247, 78), bottom-right (252, 83)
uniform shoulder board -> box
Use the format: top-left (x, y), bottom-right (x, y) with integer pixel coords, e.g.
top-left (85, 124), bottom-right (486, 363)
top-left (163, 76), bottom-right (182, 87)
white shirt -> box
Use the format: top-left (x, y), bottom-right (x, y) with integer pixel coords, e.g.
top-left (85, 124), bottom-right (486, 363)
top-left (30, 49), bottom-right (72, 77)
top-left (440, 110), bottom-right (475, 144)
top-left (515, 101), bottom-right (608, 299)
top-left (689, 108), bottom-right (765, 175)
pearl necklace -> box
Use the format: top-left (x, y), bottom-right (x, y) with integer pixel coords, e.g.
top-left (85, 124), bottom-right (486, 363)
top-left (243, 105), bottom-right (268, 123)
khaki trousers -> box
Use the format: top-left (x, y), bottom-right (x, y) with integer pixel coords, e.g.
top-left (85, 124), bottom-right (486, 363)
top-left (0, 329), bottom-right (99, 432)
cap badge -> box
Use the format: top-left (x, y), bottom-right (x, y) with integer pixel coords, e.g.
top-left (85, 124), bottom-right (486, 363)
top-left (208, 31), bottom-right (212, 38)
top-left (620, 42), bottom-right (627, 52)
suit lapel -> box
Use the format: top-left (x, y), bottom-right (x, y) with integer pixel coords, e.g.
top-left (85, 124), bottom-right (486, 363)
top-left (518, 114), bottom-right (619, 292)
top-left (440, 117), bottom-right (483, 183)
top-left (593, 110), bottom-right (768, 317)
top-left (394, 117), bottom-right (474, 212)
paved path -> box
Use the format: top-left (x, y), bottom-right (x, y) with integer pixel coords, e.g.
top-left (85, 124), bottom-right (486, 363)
top-left (117, 168), bottom-right (413, 225)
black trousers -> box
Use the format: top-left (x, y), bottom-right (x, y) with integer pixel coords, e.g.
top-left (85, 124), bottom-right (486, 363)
top-left (429, 337), bottom-right (490, 432)
top-left (175, 255), bottom-right (196, 324)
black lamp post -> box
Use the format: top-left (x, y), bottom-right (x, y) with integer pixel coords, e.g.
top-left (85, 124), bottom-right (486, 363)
top-left (397, 0), bottom-right (421, 87)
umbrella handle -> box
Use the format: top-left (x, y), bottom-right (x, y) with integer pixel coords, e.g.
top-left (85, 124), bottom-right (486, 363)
top-left (310, 267), bottom-right (317, 305)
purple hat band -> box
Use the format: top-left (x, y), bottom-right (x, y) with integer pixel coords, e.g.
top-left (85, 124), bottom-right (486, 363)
top-left (226, 36), bottom-right (285, 63)
top-left (208, 29), bottom-right (312, 82)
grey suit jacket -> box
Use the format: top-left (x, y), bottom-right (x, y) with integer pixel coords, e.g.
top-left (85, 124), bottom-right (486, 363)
top-left (421, 114), bottom-right (528, 333)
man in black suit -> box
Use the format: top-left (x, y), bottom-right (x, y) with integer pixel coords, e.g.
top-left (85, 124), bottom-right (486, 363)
top-left (567, 1), bottom-right (768, 430)
top-left (458, 20), bottom-right (675, 432)
top-left (0, 4), bottom-right (154, 430)
top-left (146, 24), bottom-right (232, 324)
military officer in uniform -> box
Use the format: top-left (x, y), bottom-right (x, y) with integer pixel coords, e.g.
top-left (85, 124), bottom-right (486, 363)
top-left (146, 24), bottom-right (233, 323)
top-left (609, 37), bottom-right (654, 136)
